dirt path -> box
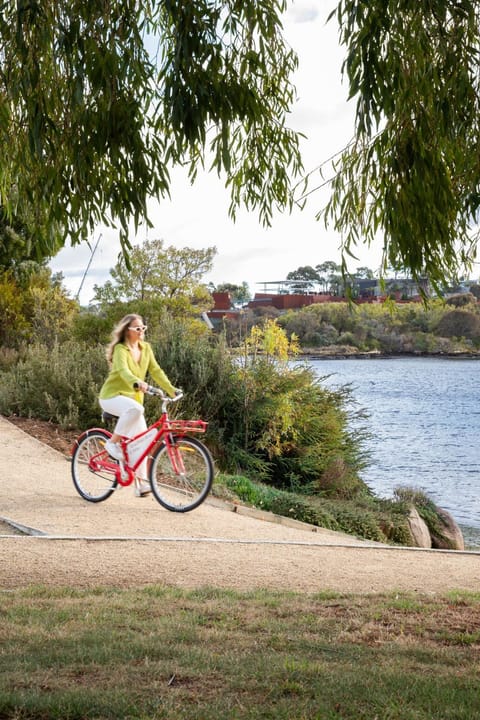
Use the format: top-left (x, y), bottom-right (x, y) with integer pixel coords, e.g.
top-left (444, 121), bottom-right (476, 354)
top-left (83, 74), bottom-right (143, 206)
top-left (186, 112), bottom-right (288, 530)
top-left (1, 416), bottom-right (479, 594)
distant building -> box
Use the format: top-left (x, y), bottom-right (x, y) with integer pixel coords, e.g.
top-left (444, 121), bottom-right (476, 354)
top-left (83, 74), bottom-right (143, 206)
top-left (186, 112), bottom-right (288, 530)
top-left (206, 277), bottom-right (433, 327)
top-left (206, 292), bottom-right (239, 327)
top-left (248, 292), bottom-right (343, 310)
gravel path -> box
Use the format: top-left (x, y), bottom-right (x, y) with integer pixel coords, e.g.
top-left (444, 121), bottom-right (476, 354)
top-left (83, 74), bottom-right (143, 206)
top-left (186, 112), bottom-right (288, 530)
top-left (1, 416), bottom-right (479, 594)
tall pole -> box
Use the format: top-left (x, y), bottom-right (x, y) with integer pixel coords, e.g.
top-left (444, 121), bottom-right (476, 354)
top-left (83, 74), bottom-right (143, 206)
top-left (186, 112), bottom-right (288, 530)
top-left (76, 233), bottom-right (102, 302)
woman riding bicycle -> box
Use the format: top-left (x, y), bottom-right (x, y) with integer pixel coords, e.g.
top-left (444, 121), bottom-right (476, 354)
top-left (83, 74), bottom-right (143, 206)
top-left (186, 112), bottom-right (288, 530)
top-left (99, 313), bottom-right (178, 497)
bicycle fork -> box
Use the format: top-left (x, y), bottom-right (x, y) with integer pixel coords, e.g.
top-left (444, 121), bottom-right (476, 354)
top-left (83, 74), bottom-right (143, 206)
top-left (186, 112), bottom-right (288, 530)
top-left (165, 434), bottom-right (186, 475)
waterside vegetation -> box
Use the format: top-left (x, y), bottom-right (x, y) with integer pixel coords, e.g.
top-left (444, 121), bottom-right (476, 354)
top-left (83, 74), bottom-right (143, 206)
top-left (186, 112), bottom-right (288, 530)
top-left (223, 295), bottom-right (480, 357)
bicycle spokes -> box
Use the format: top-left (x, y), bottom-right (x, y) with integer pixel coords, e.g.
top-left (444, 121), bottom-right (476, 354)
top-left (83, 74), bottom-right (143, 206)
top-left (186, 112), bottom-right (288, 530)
top-left (149, 436), bottom-right (213, 512)
top-left (71, 430), bottom-right (118, 502)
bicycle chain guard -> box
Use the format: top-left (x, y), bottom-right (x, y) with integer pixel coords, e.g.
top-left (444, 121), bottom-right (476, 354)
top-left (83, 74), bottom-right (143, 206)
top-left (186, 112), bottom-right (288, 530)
top-left (115, 461), bottom-right (134, 486)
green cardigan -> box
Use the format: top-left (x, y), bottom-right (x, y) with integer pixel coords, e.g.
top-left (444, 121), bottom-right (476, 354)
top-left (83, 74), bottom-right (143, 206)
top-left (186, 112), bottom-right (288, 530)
top-left (99, 341), bottom-right (176, 404)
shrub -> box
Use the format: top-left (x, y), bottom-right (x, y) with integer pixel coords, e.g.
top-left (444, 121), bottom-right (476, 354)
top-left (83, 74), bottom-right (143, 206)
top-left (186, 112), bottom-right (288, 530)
top-left (445, 292), bottom-right (476, 307)
top-left (71, 310), bottom-right (113, 345)
top-left (0, 272), bottom-right (30, 346)
top-left (0, 346), bottom-right (22, 372)
top-left (150, 314), bottom-right (234, 424)
top-left (435, 310), bottom-right (480, 341)
top-left (337, 331), bottom-right (357, 347)
top-left (216, 474), bottom-right (412, 544)
top-left (217, 474), bottom-right (339, 531)
top-left (0, 341), bottom-right (106, 428)
top-left (225, 332), bottom-right (366, 497)
top-left (0, 268), bottom-right (78, 348)
top-left (327, 504), bottom-right (387, 542)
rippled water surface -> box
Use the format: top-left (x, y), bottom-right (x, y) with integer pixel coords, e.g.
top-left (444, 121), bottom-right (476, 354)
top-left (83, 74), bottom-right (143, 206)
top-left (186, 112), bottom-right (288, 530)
top-left (311, 357), bottom-right (480, 529)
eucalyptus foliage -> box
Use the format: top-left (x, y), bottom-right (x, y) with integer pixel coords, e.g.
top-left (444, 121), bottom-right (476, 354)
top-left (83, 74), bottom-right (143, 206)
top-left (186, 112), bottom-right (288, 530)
top-left (0, 206), bottom-right (63, 270)
top-left (0, 266), bottom-right (77, 347)
top-left (0, 0), bottom-right (300, 260)
top-left (93, 238), bottom-right (215, 314)
top-left (326, 0), bottom-right (480, 289)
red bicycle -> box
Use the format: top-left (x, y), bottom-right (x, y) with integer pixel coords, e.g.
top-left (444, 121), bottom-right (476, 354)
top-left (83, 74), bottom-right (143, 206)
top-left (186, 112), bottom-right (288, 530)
top-left (71, 387), bottom-right (213, 512)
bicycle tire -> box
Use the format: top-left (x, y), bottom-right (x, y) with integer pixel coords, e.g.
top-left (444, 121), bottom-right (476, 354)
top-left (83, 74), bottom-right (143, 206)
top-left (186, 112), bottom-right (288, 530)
top-left (149, 435), bottom-right (213, 512)
top-left (71, 428), bottom-right (118, 502)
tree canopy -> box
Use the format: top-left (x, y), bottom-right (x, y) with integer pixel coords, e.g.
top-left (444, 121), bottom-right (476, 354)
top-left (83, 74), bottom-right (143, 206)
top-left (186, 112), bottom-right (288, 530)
top-left (325, 0), bottom-right (480, 289)
top-left (214, 281), bottom-right (251, 306)
top-left (2, 1), bottom-right (479, 286)
top-left (93, 238), bottom-right (215, 315)
top-left (285, 262), bottom-right (348, 294)
top-left (0, 0), bottom-right (301, 261)
top-left (0, 266), bottom-right (77, 347)
top-left (0, 206), bottom-right (63, 271)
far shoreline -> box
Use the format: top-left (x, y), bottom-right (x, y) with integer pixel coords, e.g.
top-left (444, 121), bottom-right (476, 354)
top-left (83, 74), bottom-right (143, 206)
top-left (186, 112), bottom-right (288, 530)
top-left (301, 350), bottom-right (480, 360)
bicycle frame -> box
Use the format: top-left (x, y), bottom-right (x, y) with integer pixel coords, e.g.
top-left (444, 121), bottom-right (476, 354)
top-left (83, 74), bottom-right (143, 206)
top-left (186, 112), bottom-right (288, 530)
top-left (79, 392), bottom-right (207, 487)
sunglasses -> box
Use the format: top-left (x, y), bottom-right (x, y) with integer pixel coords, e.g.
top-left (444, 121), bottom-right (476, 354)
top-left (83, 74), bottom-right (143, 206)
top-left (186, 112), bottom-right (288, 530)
top-left (128, 325), bottom-right (147, 332)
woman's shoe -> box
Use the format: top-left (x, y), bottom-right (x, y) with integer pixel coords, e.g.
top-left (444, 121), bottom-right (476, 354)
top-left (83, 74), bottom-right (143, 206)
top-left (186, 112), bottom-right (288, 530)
top-left (135, 479), bottom-right (152, 497)
top-left (105, 439), bottom-right (123, 461)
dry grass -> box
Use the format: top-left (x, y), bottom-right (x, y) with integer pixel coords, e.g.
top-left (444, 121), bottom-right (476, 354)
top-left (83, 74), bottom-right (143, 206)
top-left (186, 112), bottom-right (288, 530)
top-left (1, 586), bottom-right (479, 719)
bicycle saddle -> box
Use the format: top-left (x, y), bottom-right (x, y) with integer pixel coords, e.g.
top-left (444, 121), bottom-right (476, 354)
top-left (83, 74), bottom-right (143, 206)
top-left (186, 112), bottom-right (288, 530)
top-left (102, 411), bottom-right (118, 423)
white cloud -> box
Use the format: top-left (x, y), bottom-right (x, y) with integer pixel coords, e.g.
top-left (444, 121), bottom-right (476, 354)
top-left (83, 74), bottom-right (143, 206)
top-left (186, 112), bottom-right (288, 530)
top-left (287, 2), bottom-right (320, 24)
top-left (50, 3), bottom-right (384, 305)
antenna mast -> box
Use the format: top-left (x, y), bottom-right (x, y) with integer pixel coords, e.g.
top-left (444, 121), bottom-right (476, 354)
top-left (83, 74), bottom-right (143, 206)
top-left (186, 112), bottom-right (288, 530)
top-left (76, 233), bottom-right (102, 302)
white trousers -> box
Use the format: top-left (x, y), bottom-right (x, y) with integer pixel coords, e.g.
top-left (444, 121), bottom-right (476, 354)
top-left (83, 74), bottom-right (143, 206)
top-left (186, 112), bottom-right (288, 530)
top-left (99, 396), bottom-right (148, 479)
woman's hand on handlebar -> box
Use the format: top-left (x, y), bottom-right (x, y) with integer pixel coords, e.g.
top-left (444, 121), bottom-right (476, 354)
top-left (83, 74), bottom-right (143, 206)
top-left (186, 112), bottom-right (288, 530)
top-left (133, 382), bottom-right (183, 400)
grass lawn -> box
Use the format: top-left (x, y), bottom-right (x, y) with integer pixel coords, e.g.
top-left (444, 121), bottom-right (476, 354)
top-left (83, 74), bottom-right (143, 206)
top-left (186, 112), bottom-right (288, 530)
top-left (1, 586), bottom-right (479, 719)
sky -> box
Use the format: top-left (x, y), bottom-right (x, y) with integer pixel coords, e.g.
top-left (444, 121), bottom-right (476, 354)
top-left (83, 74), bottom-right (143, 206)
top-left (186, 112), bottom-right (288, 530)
top-left (49, 1), bottom-right (386, 305)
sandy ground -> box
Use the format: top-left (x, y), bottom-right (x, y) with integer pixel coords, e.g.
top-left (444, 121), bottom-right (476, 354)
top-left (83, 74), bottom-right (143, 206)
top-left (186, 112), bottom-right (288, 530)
top-left (1, 416), bottom-right (479, 595)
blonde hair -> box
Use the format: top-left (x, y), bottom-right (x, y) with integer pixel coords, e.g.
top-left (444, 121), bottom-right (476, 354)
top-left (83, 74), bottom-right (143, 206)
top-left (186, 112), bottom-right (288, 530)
top-left (106, 314), bottom-right (143, 364)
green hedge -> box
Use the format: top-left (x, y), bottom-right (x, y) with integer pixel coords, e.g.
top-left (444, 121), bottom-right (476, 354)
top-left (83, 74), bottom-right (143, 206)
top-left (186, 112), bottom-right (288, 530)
top-left (0, 341), bottom-right (106, 428)
top-left (217, 474), bottom-right (413, 545)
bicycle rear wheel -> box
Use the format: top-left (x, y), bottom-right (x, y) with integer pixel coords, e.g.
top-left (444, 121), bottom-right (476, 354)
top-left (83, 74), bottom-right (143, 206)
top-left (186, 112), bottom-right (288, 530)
top-left (71, 429), bottom-right (118, 502)
top-left (149, 435), bottom-right (213, 512)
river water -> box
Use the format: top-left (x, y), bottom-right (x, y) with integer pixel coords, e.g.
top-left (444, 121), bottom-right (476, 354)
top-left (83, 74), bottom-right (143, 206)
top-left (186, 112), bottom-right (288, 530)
top-left (310, 357), bottom-right (480, 532)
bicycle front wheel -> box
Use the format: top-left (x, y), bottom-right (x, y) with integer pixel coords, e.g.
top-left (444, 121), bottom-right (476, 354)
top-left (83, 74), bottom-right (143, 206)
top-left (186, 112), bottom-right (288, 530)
top-left (149, 435), bottom-right (213, 512)
top-left (71, 429), bottom-right (118, 502)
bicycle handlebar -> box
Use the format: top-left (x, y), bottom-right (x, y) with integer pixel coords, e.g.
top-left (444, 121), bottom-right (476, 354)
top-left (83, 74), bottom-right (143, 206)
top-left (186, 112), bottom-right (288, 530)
top-left (133, 383), bottom-right (184, 403)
